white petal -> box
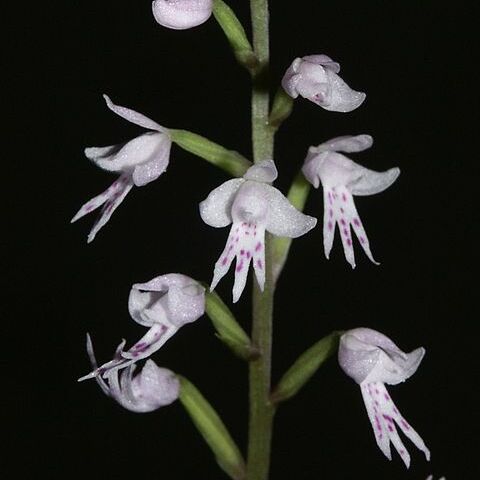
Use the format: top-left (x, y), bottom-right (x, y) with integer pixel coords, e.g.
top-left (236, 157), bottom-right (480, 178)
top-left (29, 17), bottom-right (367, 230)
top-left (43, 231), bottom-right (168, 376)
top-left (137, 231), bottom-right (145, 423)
top-left (166, 283), bottom-right (205, 327)
top-left (103, 94), bottom-right (164, 131)
top-left (243, 159), bottom-right (278, 183)
top-left (367, 347), bottom-right (425, 385)
top-left (261, 184), bottom-right (317, 238)
top-left (302, 54), bottom-right (341, 73)
top-left (199, 179), bottom-right (244, 227)
top-left (86, 132), bottom-right (168, 173)
top-left (312, 134), bottom-right (373, 154)
top-left (349, 166), bottom-right (400, 196)
top-left (130, 361), bottom-right (180, 410)
top-left (129, 274), bottom-right (204, 327)
top-left (152, 0), bottom-right (213, 30)
top-left (132, 136), bottom-right (171, 186)
top-left (322, 69), bottom-right (366, 112)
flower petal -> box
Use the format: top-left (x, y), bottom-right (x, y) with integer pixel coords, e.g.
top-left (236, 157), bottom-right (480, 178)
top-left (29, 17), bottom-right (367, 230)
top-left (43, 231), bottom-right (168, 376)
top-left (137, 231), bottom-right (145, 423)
top-left (86, 132), bottom-right (168, 174)
top-left (363, 382), bottom-right (430, 466)
top-left (132, 136), bottom-right (171, 186)
top-left (368, 347), bottom-right (425, 385)
top-left (71, 174), bottom-right (134, 243)
top-left (152, 0), bottom-right (213, 30)
top-left (103, 94), bottom-right (165, 131)
top-left (349, 166), bottom-right (400, 196)
top-left (323, 186), bottom-right (378, 267)
top-left (260, 184), bottom-right (317, 238)
top-left (210, 222), bottom-right (266, 303)
top-left (243, 159), bottom-right (278, 183)
top-left (129, 274), bottom-right (205, 327)
top-left (313, 134), bottom-right (373, 154)
top-left (322, 69), bottom-right (366, 112)
top-left (199, 178), bottom-right (244, 228)
top-left (303, 54), bottom-right (340, 73)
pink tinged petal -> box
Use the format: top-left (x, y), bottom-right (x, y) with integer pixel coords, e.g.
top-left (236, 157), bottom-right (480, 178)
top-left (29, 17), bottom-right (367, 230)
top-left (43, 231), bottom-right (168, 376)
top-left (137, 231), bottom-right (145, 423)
top-left (103, 94), bottom-right (164, 132)
top-left (85, 178), bottom-right (134, 243)
top-left (260, 184), bottom-right (317, 238)
top-left (71, 174), bottom-right (134, 243)
top-left (152, 0), bottom-right (213, 30)
top-left (365, 382), bottom-right (430, 466)
top-left (243, 159), bottom-right (278, 183)
top-left (121, 322), bottom-right (175, 362)
top-left (361, 383), bottom-right (392, 461)
top-left (211, 222), bottom-right (263, 303)
top-left (199, 178), bottom-right (244, 228)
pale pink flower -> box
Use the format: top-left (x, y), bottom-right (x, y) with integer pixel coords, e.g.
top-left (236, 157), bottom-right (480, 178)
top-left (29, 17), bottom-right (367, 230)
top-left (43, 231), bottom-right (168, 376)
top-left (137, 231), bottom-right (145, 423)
top-left (302, 134), bottom-right (400, 268)
top-left (338, 328), bottom-right (430, 468)
top-left (281, 55), bottom-right (366, 112)
top-left (79, 274), bottom-right (204, 381)
top-left (71, 95), bottom-right (171, 242)
top-left (200, 160), bottom-right (317, 302)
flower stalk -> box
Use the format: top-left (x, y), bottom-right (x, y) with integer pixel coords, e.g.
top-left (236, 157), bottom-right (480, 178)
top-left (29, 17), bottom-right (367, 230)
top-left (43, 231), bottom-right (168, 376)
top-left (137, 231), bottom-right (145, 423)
top-left (247, 1), bottom-right (275, 479)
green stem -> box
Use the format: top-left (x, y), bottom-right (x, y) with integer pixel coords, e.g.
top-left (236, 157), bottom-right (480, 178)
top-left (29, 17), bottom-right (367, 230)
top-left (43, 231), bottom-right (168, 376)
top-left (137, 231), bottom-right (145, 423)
top-left (247, 1), bottom-right (275, 479)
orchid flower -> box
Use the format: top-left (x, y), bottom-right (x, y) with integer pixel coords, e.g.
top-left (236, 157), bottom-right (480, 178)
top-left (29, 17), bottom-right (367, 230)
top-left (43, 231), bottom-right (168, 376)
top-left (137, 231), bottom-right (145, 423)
top-left (79, 274), bottom-right (205, 381)
top-left (152, 0), bottom-right (213, 30)
top-left (281, 55), bottom-right (366, 112)
top-left (85, 334), bottom-right (179, 413)
top-left (338, 328), bottom-right (430, 468)
top-left (302, 134), bottom-right (400, 268)
top-left (71, 95), bottom-right (171, 243)
top-left (200, 160), bottom-right (317, 302)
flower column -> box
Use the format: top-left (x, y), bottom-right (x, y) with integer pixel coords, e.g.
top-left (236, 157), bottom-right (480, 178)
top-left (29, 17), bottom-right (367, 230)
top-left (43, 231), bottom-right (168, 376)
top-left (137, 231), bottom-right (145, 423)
top-left (247, 1), bottom-right (275, 479)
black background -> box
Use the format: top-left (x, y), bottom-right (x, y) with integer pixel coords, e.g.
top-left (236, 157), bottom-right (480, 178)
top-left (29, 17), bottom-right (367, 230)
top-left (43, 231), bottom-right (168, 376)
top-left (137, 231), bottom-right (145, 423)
top-left (9, 1), bottom-right (477, 479)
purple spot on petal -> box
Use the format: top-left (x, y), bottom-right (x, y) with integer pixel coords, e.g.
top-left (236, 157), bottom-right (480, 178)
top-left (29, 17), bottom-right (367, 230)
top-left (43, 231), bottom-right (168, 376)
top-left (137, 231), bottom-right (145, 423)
top-left (347, 238), bottom-right (352, 246)
top-left (340, 218), bottom-right (346, 226)
top-left (222, 257), bottom-right (228, 266)
top-left (340, 207), bottom-right (344, 213)
top-left (400, 420), bottom-right (410, 430)
top-left (328, 221), bottom-right (333, 231)
top-left (359, 236), bottom-right (365, 244)
top-left (256, 259), bottom-right (263, 269)
top-left (342, 193), bottom-right (347, 202)
top-left (246, 251), bottom-right (251, 259)
top-left (329, 209), bottom-right (333, 217)
top-left (353, 218), bottom-right (360, 226)
top-left (236, 261), bottom-right (244, 272)
top-left (255, 242), bottom-right (262, 252)
top-left (240, 249), bottom-right (245, 255)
